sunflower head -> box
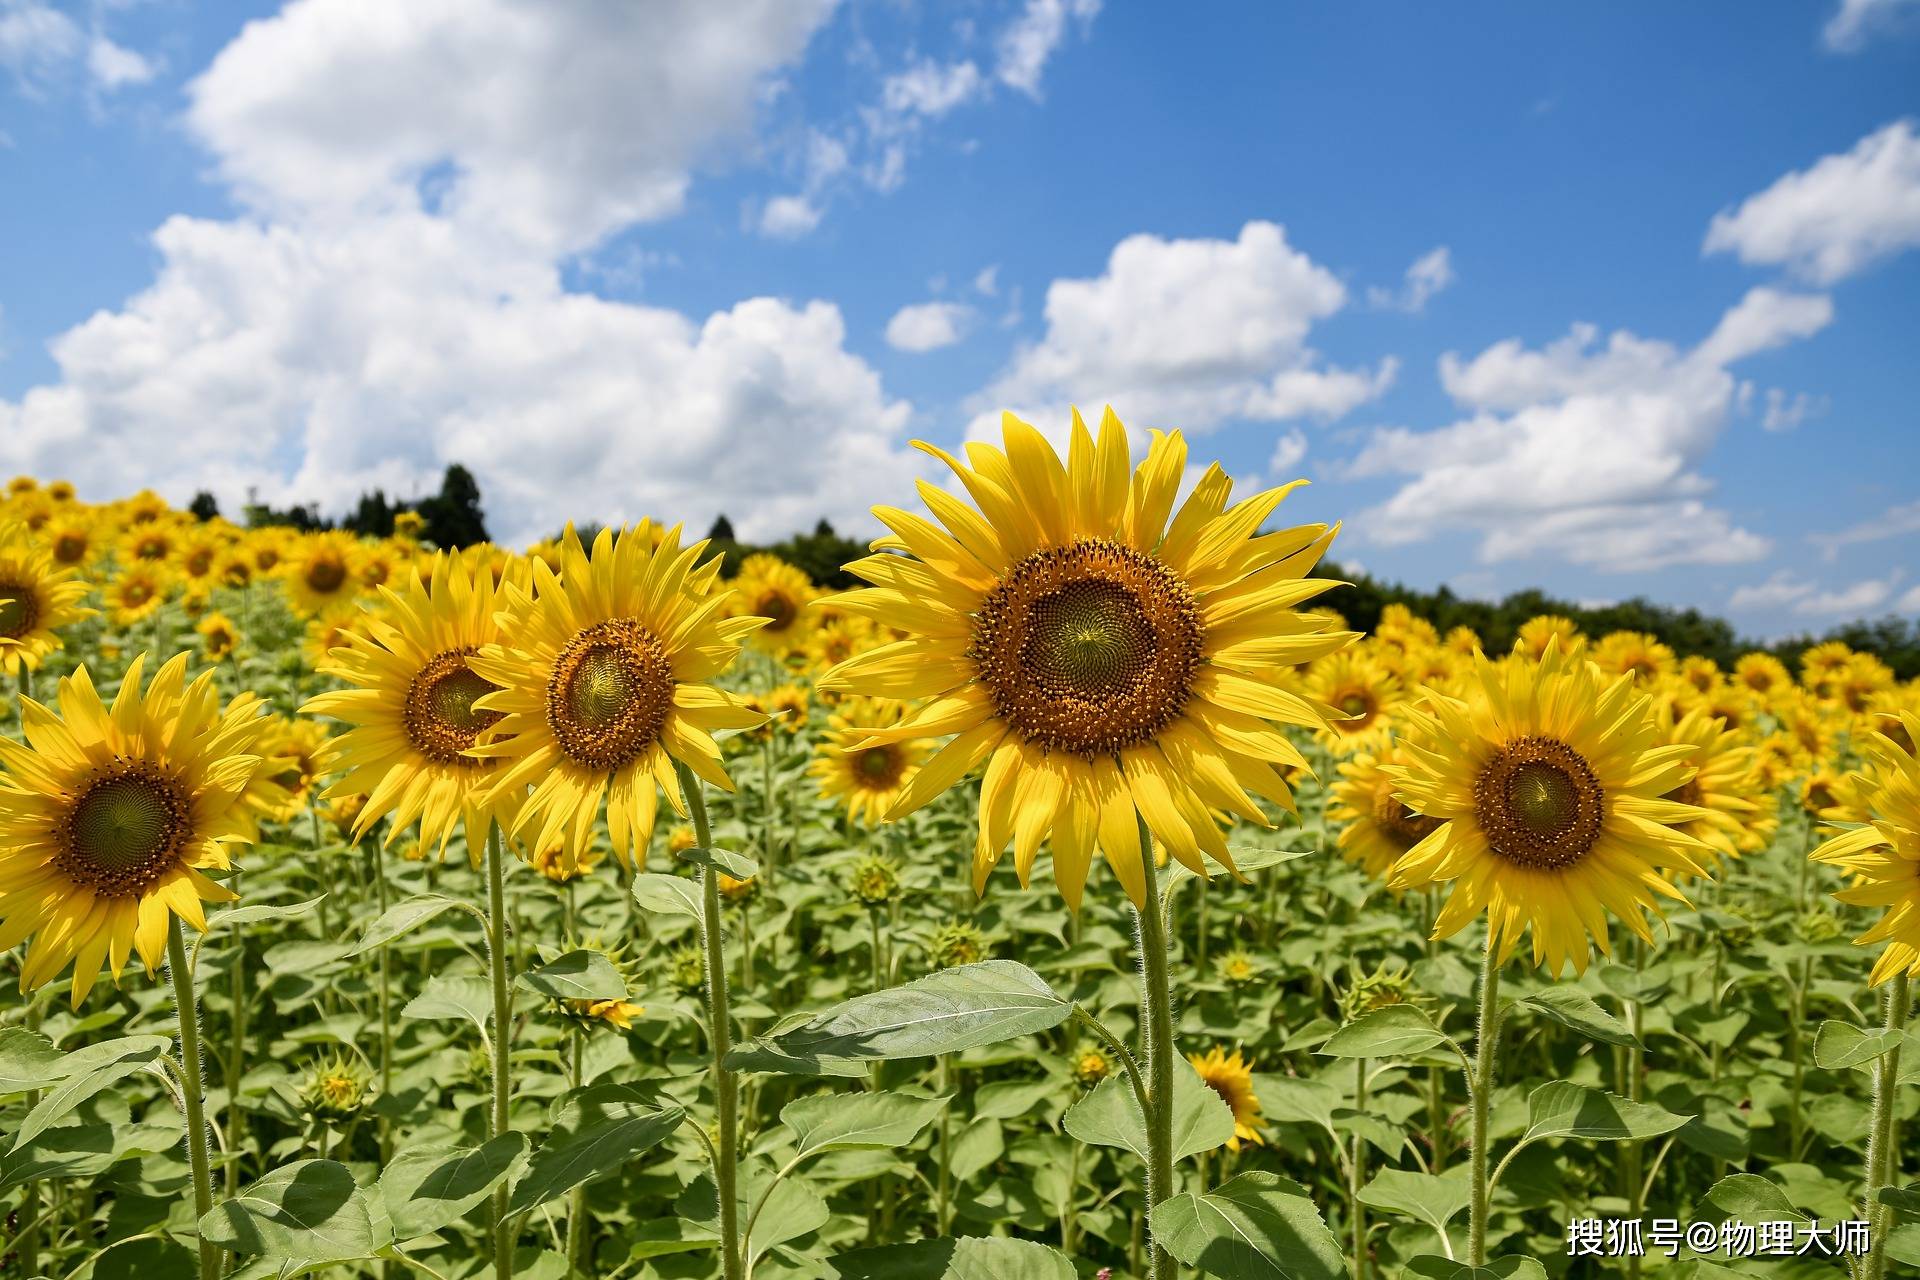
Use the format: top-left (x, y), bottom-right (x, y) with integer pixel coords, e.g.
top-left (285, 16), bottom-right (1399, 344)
top-left (1515, 615), bottom-right (1584, 660)
top-left (846, 853), bottom-right (902, 907)
top-left (196, 611), bottom-right (241, 662)
top-left (736, 553), bottom-right (817, 652)
top-left (283, 531), bottom-right (365, 618)
top-left (1188, 1047), bottom-right (1264, 1151)
top-left (669, 943), bottom-right (707, 994)
top-left (927, 920), bottom-right (989, 969)
top-left (810, 695), bottom-right (922, 826)
top-left (0, 522), bottom-right (95, 676)
top-left (1809, 714), bottom-right (1920, 984)
top-left (1071, 1045), bottom-right (1113, 1089)
top-left (299, 1054), bottom-right (376, 1123)
top-left (1216, 948), bottom-right (1260, 986)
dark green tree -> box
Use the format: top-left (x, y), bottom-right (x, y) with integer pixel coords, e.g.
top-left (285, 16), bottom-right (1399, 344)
top-left (187, 491), bottom-right (221, 522)
top-left (416, 464), bottom-right (488, 548)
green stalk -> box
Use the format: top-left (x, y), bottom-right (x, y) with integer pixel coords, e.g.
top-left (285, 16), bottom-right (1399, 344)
top-left (168, 919), bottom-right (219, 1280)
top-left (20, 997), bottom-right (42, 1278)
top-left (681, 759), bottom-right (743, 1280)
top-left (1351, 1058), bottom-right (1369, 1280)
top-left (936, 1055), bottom-right (953, 1235)
top-left (226, 896), bottom-right (248, 1197)
top-left (567, 1025), bottom-right (587, 1278)
top-left (374, 841), bottom-right (393, 1166)
top-left (484, 825), bottom-right (516, 1280)
top-left (1135, 815), bottom-right (1176, 1280)
top-left (1862, 974), bottom-right (1911, 1280)
top-left (1466, 944), bottom-right (1503, 1267)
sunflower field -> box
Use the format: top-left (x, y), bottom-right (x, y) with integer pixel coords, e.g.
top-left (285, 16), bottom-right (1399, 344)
top-left (0, 413), bottom-right (1916, 1280)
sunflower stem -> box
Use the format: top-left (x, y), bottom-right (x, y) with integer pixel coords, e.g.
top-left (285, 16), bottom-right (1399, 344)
top-left (167, 918), bottom-right (219, 1280)
top-left (1351, 1056), bottom-right (1369, 1280)
top-left (20, 996), bottom-right (42, 1278)
top-left (1861, 973), bottom-right (1910, 1280)
top-left (681, 759), bottom-right (744, 1280)
top-left (484, 824), bottom-right (517, 1280)
top-left (1467, 943), bottom-right (1503, 1268)
top-left (567, 1024), bottom-right (587, 1279)
top-left (1135, 814), bottom-right (1177, 1280)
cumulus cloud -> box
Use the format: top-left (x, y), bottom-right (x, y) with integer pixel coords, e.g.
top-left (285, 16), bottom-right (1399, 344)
top-left (881, 57), bottom-right (984, 118)
top-left (970, 221), bottom-right (1394, 440)
top-left (1730, 569), bottom-right (1904, 616)
top-left (1268, 429), bottom-right (1308, 474)
top-left (758, 194), bottom-right (823, 239)
top-left (1, 0), bottom-right (154, 94)
top-left (885, 300), bottom-right (973, 352)
top-left (1349, 286), bottom-right (1832, 572)
top-left (1704, 119), bottom-right (1920, 284)
top-left (1811, 500), bottom-right (1920, 561)
top-left (996, 0), bottom-right (1100, 96)
top-left (1823, 0), bottom-right (1918, 51)
top-left (1367, 246), bottom-right (1454, 313)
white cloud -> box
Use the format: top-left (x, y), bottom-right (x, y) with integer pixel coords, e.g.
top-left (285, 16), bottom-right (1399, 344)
top-left (1367, 246), bottom-right (1454, 312)
top-left (1729, 570), bottom-right (1816, 611)
top-left (973, 264), bottom-right (999, 296)
top-left (885, 300), bottom-right (973, 352)
top-left (1704, 119), bottom-right (1920, 284)
top-left (970, 221), bottom-right (1394, 438)
top-left (996, 0), bottom-right (1100, 96)
top-left (1268, 429), bottom-right (1307, 474)
top-left (1759, 387), bottom-right (1827, 432)
top-left (1352, 286), bottom-right (1833, 572)
top-left (758, 194), bottom-right (823, 239)
top-left (86, 33), bottom-right (153, 88)
top-left (1, 0), bottom-right (153, 94)
top-left (1730, 569), bottom-right (1904, 616)
top-left (880, 57), bottom-right (983, 118)
top-left (186, 0), bottom-right (838, 255)
top-left (1823, 0), bottom-right (1918, 51)
top-left (1898, 583), bottom-right (1920, 612)
top-left (1811, 499), bottom-right (1920, 560)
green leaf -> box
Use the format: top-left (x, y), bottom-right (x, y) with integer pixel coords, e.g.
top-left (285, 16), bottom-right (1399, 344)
top-left (780, 1091), bottom-right (949, 1158)
top-left (207, 895), bottom-right (330, 935)
top-left (727, 1035), bottom-right (872, 1078)
top-left (1401, 1258), bottom-right (1548, 1280)
top-left (401, 974), bottom-right (494, 1038)
top-left (828, 1236), bottom-right (1076, 1279)
top-left (379, 1133), bottom-right (529, 1240)
top-left (0, 1027), bottom-right (66, 1095)
top-left (346, 894), bottom-right (469, 955)
top-left (679, 1166), bottom-right (830, 1265)
top-left (1812, 1019), bottom-right (1900, 1070)
top-left (1063, 1070), bottom-right (1236, 1161)
top-left (8, 1035), bottom-right (170, 1152)
top-left (1519, 1081), bottom-right (1692, 1144)
top-left (1702, 1173), bottom-right (1809, 1224)
top-left (631, 872), bottom-right (703, 919)
top-left (517, 950), bottom-right (627, 1002)
top-left (768, 961), bottom-right (1072, 1062)
top-left (624, 1218), bottom-right (718, 1261)
top-left (507, 1084), bottom-right (681, 1214)
top-left (200, 1159), bottom-right (383, 1277)
top-left (1149, 1172), bottom-right (1344, 1280)
top-left (1356, 1167), bottom-right (1473, 1239)
top-left (1517, 988), bottom-right (1640, 1048)
top-left (676, 846), bottom-right (759, 879)
top-left (1318, 1004), bottom-right (1453, 1059)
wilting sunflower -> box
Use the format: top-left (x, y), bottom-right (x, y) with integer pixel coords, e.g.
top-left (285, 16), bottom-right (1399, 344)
top-left (1188, 1047), bottom-right (1265, 1151)
top-left (283, 530), bottom-right (363, 617)
top-left (1811, 711), bottom-right (1920, 984)
top-left (736, 553), bottom-right (817, 653)
top-left (303, 552), bottom-right (525, 861)
top-left (810, 695), bottom-right (923, 825)
top-left (0, 523), bottom-right (94, 677)
top-left (1386, 641), bottom-right (1714, 975)
top-left (1305, 648), bottom-right (1403, 755)
top-left (818, 409), bottom-right (1353, 907)
top-left (0, 654), bottom-right (267, 1003)
top-left (1657, 705), bottom-right (1764, 866)
top-left (1329, 747), bottom-right (1441, 881)
top-left (468, 524), bottom-right (765, 865)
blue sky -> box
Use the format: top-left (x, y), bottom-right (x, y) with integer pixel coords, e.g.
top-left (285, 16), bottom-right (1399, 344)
top-left (2, 0), bottom-right (1917, 638)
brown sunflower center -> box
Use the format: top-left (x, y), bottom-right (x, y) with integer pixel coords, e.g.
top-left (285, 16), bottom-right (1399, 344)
top-left (1335, 688), bottom-right (1378, 730)
top-left (1473, 736), bottom-right (1605, 871)
top-left (55, 765), bottom-right (191, 897)
top-left (186, 549), bottom-right (215, 576)
top-left (856, 745), bottom-right (905, 786)
top-left (971, 538), bottom-right (1201, 758)
top-left (0, 581), bottom-right (38, 639)
top-left (754, 589), bottom-right (798, 632)
top-left (546, 618), bottom-right (675, 769)
top-left (1666, 778), bottom-right (1703, 810)
top-left (1372, 782), bottom-right (1440, 848)
top-left (404, 648), bottom-right (503, 766)
top-left (53, 533), bottom-right (88, 564)
top-left (306, 557), bottom-right (348, 593)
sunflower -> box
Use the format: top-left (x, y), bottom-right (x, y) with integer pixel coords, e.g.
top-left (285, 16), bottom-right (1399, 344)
top-left (810, 695), bottom-right (923, 825)
top-left (283, 531), bottom-right (364, 618)
top-left (1591, 631), bottom-right (1676, 684)
top-left (246, 529), bottom-right (291, 576)
top-left (173, 531), bottom-right (224, 587)
top-left (119, 490), bottom-right (170, 526)
top-left (42, 516), bottom-right (98, 570)
top-left (1810, 711), bottom-right (1920, 984)
top-left (44, 481), bottom-right (74, 504)
top-left (357, 541), bottom-right (404, 592)
top-left (1733, 652), bottom-right (1791, 698)
top-left (1515, 615), bottom-right (1584, 660)
top-left (1386, 641), bottom-right (1714, 975)
top-left (0, 654), bottom-right (267, 1004)
top-left (818, 409), bottom-right (1353, 908)
top-left (1305, 648), bottom-right (1403, 755)
top-left (1799, 641), bottom-right (1855, 694)
top-left (104, 563), bottom-right (171, 628)
top-left (1188, 1048), bottom-right (1264, 1151)
top-left (737, 553), bottom-right (817, 653)
top-left (1329, 747), bottom-right (1441, 881)
top-left (302, 552), bottom-right (526, 860)
top-left (467, 524), bottom-right (765, 866)
top-left (564, 997), bottom-right (644, 1031)
top-left (1657, 706), bottom-right (1764, 866)
top-left (1678, 655), bottom-right (1720, 694)
top-left (1752, 731), bottom-right (1807, 790)
top-left (1375, 603), bottom-right (1439, 654)
top-left (530, 842), bottom-right (602, 883)
top-left (1828, 654), bottom-right (1895, 716)
top-left (246, 716), bottom-right (334, 823)
top-left (393, 510), bottom-right (426, 541)
top-left (0, 523), bottom-right (94, 677)
top-left (121, 521), bottom-right (179, 565)
top-left (196, 612), bottom-right (241, 662)
top-left (1445, 626), bottom-right (1483, 657)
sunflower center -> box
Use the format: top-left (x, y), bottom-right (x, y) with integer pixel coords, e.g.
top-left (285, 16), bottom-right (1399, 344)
top-left (972, 538), bottom-right (1201, 758)
top-left (1473, 736), bottom-right (1605, 871)
top-left (0, 581), bottom-right (38, 638)
top-left (53, 534), bottom-right (87, 564)
top-left (306, 557), bottom-right (348, 593)
top-left (404, 648), bottom-right (503, 766)
top-left (55, 765), bottom-right (191, 897)
top-left (856, 745), bottom-right (904, 786)
top-left (1666, 778), bottom-right (1703, 810)
top-left (754, 589), bottom-right (798, 632)
top-left (547, 618), bottom-right (675, 770)
top-left (1372, 782), bottom-right (1440, 848)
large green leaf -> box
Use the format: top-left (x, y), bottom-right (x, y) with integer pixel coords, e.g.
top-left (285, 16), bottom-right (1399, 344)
top-left (828, 1236), bottom-right (1076, 1279)
top-left (207, 895), bottom-right (331, 935)
top-left (517, 950), bottom-right (627, 1002)
top-left (1063, 1070), bottom-right (1235, 1160)
top-left (0, 1027), bottom-right (66, 1095)
top-left (379, 1133), bottom-right (529, 1240)
top-left (8, 1035), bottom-right (170, 1151)
top-left (347, 894), bottom-right (471, 955)
top-left (1701, 1173), bottom-right (1809, 1224)
top-left (1357, 1167), bottom-right (1473, 1241)
top-left (768, 961), bottom-right (1071, 1062)
top-left (1517, 988), bottom-right (1640, 1048)
top-left (781, 1090), bottom-right (949, 1158)
top-left (676, 846), bottom-right (759, 879)
top-left (1149, 1172), bottom-right (1344, 1280)
top-left (1402, 1258), bottom-right (1549, 1280)
top-left (200, 1159), bottom-right (384, 1277)
top-left (401, 974), bottom-right (495, 1038)
top-left (1317, 1005), bottom-right (1453, 1060)
top-left (1812, 1019), bottom-right (1900, 1070)
top-left (1518, 1081), bottom-right (1692, 1145)
top-left (679, 1165), bottom-right (831, 1265)
top-left (507, 1084), bottom-right (681, 1214)
top-left (632, 873), bottom-right (703, 919)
